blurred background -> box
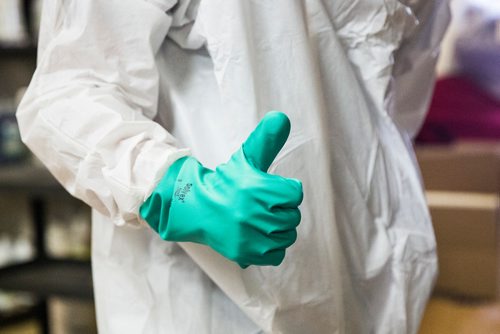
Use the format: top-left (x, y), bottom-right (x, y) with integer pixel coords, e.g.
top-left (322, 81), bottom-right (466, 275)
top-left (0, 0), bottom-right (499, 333)
top-left (0, 1), bottom-right (95, 333)
top-left (416, 0), bottom-right (500, 333)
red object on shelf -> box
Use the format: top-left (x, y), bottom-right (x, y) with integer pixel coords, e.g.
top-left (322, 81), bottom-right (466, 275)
top-left (416, 76), bottom-right (500, 143)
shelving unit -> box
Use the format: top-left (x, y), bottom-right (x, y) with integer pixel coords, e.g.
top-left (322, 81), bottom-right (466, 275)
top-left (0, 0), bottom-right (38, 98)
top-left (0, 1), bottom-right (95, 332)
top-left (0, 259), bottom-right (93, 299)
top-left (0, 302), bottom-right (42, 328)
top-left (0, 0), bottom-right (38, 58)
top-left (0, 46), bottom-right (37, 58)
top-left (0, 164), bottom-right (93, 334)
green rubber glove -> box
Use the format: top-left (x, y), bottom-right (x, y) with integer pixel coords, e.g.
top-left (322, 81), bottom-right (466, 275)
top-left (140, 111), bottom-right (303, 268)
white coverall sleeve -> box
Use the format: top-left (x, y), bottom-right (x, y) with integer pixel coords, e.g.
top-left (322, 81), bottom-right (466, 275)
top-left (17, 0), bottom-right (189, 226)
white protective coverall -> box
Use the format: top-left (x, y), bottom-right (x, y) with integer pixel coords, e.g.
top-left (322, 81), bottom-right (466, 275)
top-left (17, 0), bottom-right (450, 333)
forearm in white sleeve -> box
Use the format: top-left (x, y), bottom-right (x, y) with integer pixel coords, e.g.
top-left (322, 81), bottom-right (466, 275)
top-left (17, 0), bottom-right (189, 226)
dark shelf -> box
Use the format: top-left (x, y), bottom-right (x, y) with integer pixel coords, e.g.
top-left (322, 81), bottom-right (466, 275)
top-left (0, 163), bottom-right (61, 193)
top-left (0, 45), bottom-right (37, 58)
top-left (0, 259), bottom-right (93, 300)
top-left (0, 304), bottom-right (39, 326)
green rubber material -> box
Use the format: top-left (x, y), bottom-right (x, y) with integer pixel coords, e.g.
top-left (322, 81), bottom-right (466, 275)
top-left (141, 156), bottom-right (187, 233)
top-left (140, 111), bottom-right (303, 268)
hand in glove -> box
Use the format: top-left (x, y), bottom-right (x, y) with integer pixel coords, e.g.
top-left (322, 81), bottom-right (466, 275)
top-left (140, 111), bottom-right (303, 268)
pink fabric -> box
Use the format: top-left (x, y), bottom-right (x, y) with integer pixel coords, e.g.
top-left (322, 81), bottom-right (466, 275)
top-left (416, 76), bottom-right (500, 143)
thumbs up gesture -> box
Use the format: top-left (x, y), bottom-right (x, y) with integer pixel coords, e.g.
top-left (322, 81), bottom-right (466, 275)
top-left (140, 112), bottom-right (303, 268)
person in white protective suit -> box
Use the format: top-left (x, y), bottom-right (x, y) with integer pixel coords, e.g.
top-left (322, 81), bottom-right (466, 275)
top-left (17, 0), bottom-right (450, 333)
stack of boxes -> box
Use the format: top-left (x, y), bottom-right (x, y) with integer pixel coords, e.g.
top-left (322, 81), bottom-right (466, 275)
top-left (417, 143), bottom-right (500, 299)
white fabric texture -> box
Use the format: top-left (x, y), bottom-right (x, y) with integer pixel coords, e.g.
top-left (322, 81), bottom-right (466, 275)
top-left (17, 0), bottom-right (450, 333)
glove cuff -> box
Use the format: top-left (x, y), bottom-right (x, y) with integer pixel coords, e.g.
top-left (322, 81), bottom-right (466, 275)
top-left (139, 156), bottom-right (189, 234)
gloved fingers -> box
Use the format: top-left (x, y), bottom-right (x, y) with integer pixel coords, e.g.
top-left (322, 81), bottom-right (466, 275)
top-left (256, 228), bottom-right (298, 253)
top-left (272, 208), bottom-right (301, 230)
top-left (262, 248), bottom-right (287, 266)
top-left (236, 230), bottom-right (295, 267)
top-left (269, 229), bottom-right (298, 248)
top-left (247, 248), bottom-right (286, 266)
top-left (262, 176), bottom-right (303, 209)
top-left (252, 208), bottom-right (301, 234)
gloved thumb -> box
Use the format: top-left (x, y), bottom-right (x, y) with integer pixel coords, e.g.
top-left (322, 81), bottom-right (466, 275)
top-left (242, 111), bottom-right (291, 172)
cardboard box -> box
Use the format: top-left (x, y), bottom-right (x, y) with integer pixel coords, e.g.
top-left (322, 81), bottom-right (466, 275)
top-left (416, 143), bottom-right (500, 299)
top-left (417, 143), bottom-right (500, 192)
